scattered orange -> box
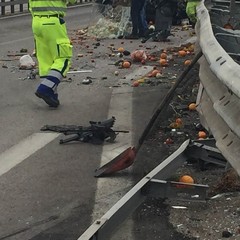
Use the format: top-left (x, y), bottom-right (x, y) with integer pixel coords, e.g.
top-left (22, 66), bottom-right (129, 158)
top-left (159, 58), bottom-right (168, 66)
top-left (122, 61), bottom-right (131, 68)
top-left (118, 47), bottom-right (124, 53)
top-left (184, 59), bottom-right (191, 65)
top-left (160, 52), bottom-right (167, 59)
top-left (188, 103), bottom-right (197, 111)
top-left (178, 50), bottom-right (187, 57)
top-left (175, 118), bottom-right (183, 125)
top-left (179, 175), bottom-right (194, 184)
top-left (198, 131), bottom-right (207, 139)
top-left (132, 80), bottom-right (140, 87)
top-left (151, 69), bottom-right (161, 77)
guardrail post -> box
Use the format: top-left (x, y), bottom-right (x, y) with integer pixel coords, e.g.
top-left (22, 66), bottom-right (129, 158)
top-left (20, 3), bottom-right (23, 12)
top-left (11, 0), bottom-right (14, 14)
top-left (1, 0), bottom-right (5, 15)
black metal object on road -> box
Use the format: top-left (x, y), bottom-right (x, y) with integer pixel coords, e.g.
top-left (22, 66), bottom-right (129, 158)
top-left (41, 116), bottom-right (129, 145)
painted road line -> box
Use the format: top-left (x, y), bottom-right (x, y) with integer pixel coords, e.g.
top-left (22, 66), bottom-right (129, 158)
top-left (0, 37), bottom-right (34, 46)
top-left (91, 66), bottom-right (153, 238)
top-left (0, 132), bottom-right (60, 176)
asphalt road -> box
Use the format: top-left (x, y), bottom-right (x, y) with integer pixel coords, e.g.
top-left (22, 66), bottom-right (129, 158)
top-left (0, 5), bottom-right (106, 240)
top-left (0, 5), bottom-right (192, 240)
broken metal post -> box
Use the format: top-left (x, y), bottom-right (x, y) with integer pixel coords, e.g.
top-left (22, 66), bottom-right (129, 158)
top-left (186, 139), bottom-right (227, 167)
top-left (143, 179), bottom-right (208, 202)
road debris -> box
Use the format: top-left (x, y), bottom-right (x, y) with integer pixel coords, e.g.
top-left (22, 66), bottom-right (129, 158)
top-left (67, 70), bottom-right (93, 74)
top-left (40, 117), bottom-right (129, 145)
top-left (19, 54), bottom-right (35, 70)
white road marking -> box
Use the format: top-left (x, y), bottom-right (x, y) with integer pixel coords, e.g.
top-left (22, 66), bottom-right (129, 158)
top-left (0, 37), bottom-right (33, 46)
top-left (0, 132), bottom-right (60, 176)
top-left (90, 66), bottom-right (152, 238)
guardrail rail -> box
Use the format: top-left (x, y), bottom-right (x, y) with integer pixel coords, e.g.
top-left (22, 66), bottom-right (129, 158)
top-left (196, 0), bottom-right (240, 176)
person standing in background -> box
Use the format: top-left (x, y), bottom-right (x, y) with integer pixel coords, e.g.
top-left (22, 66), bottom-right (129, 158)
top-left (151, 0), bottom-right (177, 42)
top-left (29, 0), bottom-right (76, 108)
top-left (186, 0), bottom-right (201, 26)
top-left (125, 0), bottom-right (148, 39)
top-left (141, 0), bottom-right (148, 33)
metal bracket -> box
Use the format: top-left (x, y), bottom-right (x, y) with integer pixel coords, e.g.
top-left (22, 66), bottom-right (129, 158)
top-left (186, 138), bottom-right (227, 168)
top-left (142, 179), bottom-right (208, 202)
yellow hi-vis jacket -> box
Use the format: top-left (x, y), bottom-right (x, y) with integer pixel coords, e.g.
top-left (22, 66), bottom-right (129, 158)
top-left (29, 0), bottom-right (76, 17)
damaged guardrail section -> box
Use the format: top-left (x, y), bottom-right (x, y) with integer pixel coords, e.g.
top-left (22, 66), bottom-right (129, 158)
top-left (196, 1), bottom-right (240, 176)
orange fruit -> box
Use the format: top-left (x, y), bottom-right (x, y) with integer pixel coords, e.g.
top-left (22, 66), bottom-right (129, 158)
top-left (118, 47), bottom-right (124, 53)
top-left (184, 59), bottom-right (191, 65)
top-left (132, 80), bottom-right (140, 87)
top-left (175, 118), bottom-right (183, 125)
top-left (160, 52), bottom-right (167, 59)
top-left (188, 103), bottom-right (197, 111)
top-left (178, 50), bottom-right (187, 57)
top-left (122, 61), bottom-right (131, 68)
top-left (179, 175), bottom-right (194, 184)
top-left (151, 69), bottom-right (161, 77)
top-left (198, 131), bottom-right (207, 139)
top-left (159, 58), bottom-right (168, 66)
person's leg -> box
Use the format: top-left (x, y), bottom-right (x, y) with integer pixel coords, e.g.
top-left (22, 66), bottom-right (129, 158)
top-left (129, 0), bottom-right (138, 36)
top-left (139, 0), bottom-right (148, 37)
top-left (125, 0), bottom-right (146, 39)
top-left (186, 1), bottom-right (198, 24)
top-left (34, 17), bottom-right (72, 107)
top-left (153, 12), bottom-right (170, 41)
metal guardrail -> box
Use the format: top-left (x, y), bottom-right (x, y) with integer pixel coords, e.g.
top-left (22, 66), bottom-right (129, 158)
top-left (0, 0), bottom-right (93, 16)
top-left (210, 0), bottom-right (240, 28)
top-left (78, 140), bottom-right (209, 240)
top-left (196, 1), bottom-right (240, 176)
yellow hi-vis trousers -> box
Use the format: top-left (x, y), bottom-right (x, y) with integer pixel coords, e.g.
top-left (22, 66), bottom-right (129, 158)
top-left (186, 1), bottom-right (200, 24)
top-left (32, 16), bottom-right (73, 78)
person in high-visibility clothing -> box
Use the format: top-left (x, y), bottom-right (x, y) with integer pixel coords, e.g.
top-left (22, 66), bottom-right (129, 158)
top-left (29, 0), bottom-right (75, 108)
top-left (186, 0), bottom-right (201, 25)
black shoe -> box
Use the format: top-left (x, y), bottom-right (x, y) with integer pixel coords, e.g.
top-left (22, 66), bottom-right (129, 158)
top-left (35, 88), bottom-right (60, 108)
top-left (124, 34), bottom-right (139, 40)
